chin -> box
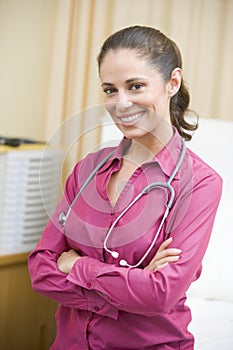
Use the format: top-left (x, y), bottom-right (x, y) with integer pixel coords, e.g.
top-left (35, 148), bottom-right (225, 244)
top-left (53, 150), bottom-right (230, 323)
top-left (121, 129), bottom-right (149, 140)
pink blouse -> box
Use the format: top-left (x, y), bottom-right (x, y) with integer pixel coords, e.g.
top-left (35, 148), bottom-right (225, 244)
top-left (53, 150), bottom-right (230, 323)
top-left (28, 130), bottom-right (222, 349)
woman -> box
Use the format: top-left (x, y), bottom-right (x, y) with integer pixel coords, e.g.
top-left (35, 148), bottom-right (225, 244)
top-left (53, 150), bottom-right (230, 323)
top-left (28, 26), bottom-right (222, 349)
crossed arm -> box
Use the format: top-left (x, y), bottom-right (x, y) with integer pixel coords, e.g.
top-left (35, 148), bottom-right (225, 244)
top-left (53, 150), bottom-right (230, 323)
top-left (57, 237), bottom-right (181, 274)
top-left (29, 164), bottom-right (222, 318)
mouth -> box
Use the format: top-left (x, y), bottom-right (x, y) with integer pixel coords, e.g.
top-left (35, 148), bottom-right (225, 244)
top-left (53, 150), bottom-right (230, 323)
top-left (118, 111), bottom-right (145, 126)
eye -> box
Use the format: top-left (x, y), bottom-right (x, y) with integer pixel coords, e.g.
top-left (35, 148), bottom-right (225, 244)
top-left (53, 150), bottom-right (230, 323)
top-left (129, 83), bottom-right (145, 91)
top-left (103, 87), bottom-right (117, 95)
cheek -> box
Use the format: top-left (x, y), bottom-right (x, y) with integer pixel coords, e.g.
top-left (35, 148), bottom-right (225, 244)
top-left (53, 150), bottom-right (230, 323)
top-left (137, 91), bottom-right (157, 106)
top-left (146, 92), bottom-right (166, 111)
top-left (104, 101), bottom-right (116, 119)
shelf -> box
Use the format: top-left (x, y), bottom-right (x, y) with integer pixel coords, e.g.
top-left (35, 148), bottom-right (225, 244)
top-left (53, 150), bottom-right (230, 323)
top-left (0, 251), bottom-right (30, 267)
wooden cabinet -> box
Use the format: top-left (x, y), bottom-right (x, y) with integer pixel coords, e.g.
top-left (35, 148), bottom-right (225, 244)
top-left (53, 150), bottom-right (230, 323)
top-left (0, 253), bottom-right (57, 350)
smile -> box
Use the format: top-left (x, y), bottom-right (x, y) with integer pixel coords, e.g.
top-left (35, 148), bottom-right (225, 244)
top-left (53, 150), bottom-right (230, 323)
top-left (120, 111), bottom-right (145, 123)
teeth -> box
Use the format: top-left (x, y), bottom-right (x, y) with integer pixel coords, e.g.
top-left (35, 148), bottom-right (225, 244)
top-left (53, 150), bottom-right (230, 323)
top-left (121, 112), bottom-right (143, 123)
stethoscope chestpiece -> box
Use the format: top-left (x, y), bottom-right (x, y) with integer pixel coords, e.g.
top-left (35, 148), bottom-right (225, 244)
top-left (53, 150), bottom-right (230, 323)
top-left (59, 212), bottom-right (67, 226)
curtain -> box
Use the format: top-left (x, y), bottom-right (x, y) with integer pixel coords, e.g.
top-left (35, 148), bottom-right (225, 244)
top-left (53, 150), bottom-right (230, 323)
top-left (45, 0), bottom-right (233, 176)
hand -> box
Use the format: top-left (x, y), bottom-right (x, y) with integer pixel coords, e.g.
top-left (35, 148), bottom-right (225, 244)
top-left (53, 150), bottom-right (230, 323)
top-left (144, 237), bottom-right (181, 271)
top-left (57, 249), bottom-right (81, 274)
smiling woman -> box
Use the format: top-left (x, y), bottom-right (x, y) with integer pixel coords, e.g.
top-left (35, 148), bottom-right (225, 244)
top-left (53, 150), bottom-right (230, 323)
top-left (99, 49), bottom-right (179, 151)
top-left (97, 26), bottom-right (196, 143)
top-left (28, 25), bottom-right (222, 350)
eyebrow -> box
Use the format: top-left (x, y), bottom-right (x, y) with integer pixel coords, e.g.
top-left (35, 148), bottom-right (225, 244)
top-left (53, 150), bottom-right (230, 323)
top-left (101, 77), bottom-right (148, 87)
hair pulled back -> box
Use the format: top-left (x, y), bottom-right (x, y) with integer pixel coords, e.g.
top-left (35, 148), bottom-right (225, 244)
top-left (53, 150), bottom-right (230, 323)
top-left (97, 25), bottom-right (198, 141)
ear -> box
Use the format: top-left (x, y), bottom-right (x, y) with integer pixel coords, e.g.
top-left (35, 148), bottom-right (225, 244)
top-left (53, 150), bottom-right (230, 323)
top-left (167, 68), bottom-right (182, 97)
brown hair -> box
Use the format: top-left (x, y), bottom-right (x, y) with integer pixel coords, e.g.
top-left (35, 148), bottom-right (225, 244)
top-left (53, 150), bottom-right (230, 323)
top-left (97, 25), bottom-right (198, 141)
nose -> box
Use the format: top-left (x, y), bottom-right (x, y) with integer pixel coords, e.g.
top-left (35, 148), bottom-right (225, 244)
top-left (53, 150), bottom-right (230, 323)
top-left (117, 101), bottom-right (133, 111)
top-left (116, 91), bottom-right (133, 112)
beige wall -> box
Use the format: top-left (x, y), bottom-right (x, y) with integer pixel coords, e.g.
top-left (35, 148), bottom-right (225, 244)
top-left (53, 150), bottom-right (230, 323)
top-left (0, 0), bottom-right (232, 150)
top-left (0, 0), bottom-right (57, 140)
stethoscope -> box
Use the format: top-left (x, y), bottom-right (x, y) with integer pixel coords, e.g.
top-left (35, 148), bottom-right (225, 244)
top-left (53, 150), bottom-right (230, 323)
top-left (59, 138), bottom-right (186, 268)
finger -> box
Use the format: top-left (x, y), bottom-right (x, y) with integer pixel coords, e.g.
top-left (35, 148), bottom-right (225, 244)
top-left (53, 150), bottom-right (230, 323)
top-left (146, 252), bottom-right (181, 270)
top-left (145, 255), bottom-right (180, 271)
top-left (149, 247), bottom-right (182, 266)
top-left (157, 237), bottom-right (173, 253)
top-left (153, 262), bottom-right (169, 271)
top-left (158, 247), bottom-right (182, 258)
top-left (144, 262), bottom-right (169, 271)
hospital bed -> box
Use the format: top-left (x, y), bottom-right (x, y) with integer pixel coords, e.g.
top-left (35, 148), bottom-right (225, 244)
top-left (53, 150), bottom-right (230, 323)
top-left (186, 117), bottom-right (233, 349)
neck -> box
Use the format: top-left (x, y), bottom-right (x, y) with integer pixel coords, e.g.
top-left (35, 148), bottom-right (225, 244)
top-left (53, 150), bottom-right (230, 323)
top-left (124, 122), bottom-right (174, 165)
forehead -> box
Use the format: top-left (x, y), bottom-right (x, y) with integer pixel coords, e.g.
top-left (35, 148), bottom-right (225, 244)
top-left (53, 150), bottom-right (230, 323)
top-left (99, 49), bottom-right (157, 81)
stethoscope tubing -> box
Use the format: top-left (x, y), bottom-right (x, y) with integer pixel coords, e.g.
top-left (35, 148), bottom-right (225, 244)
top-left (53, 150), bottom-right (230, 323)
top-left (59, 138), bottom-right (186, 268)
top-left (103, 182), bottom-right (174, 252)
top-left (59, 150), bottom-right (114, 226)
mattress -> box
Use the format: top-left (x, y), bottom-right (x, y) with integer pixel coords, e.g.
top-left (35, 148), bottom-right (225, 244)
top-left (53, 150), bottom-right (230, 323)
top-left (187, 297), bottom-right (233, 349)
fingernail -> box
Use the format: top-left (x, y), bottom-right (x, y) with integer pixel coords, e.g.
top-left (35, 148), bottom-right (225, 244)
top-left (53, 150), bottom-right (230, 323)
top-left (174, 249), bottom-right (182, 253)
top-left (173, 256), bottom-right (180, 261)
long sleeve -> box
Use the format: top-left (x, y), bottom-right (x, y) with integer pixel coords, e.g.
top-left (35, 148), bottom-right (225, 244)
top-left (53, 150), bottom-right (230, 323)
top-left (28, 223), bottom-right (118, 319)
top-left (28, 135), bottom-right (222, 349)
top-left (28, 161), bottom-right (119, 320)
top-left (66, 170), bottom-right (222, 316)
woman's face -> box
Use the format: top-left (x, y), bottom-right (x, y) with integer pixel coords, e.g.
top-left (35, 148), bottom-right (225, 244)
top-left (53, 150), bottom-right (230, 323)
top-left (99, 49), bottom-right (181, 143)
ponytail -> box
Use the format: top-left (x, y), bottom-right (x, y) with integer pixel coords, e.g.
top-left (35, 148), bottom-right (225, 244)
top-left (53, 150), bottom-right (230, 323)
top-left (170, 80), bottom-right (198, 141)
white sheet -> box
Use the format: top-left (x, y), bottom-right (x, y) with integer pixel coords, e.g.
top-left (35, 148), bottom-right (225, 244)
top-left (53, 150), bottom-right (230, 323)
top-left (187, 297), bottom-right (233, 349)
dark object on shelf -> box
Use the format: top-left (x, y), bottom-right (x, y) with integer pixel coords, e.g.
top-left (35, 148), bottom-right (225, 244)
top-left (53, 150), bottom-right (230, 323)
top-left (0, 136), bottom-right (45, 147)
